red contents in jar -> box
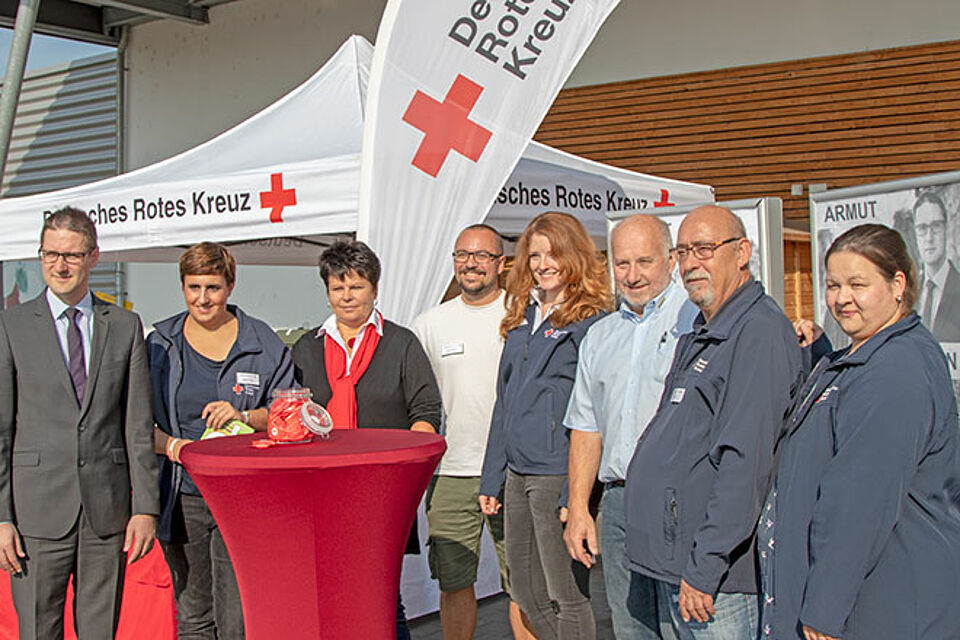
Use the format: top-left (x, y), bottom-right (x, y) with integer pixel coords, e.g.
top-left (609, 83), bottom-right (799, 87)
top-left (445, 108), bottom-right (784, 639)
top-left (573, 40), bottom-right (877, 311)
top-left (267, 397), bottom-right (311, 442)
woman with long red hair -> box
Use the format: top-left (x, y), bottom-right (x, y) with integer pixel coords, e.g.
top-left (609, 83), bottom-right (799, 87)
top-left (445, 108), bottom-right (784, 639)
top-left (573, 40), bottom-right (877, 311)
top-left (480, 212), bottom-right (613, 639)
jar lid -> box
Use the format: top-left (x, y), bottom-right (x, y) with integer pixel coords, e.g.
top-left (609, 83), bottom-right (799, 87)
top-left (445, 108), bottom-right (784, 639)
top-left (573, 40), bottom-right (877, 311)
top-left (271, 387), bottom-right (313, 399)
top-left (300, 401), bottom-right (333, 436)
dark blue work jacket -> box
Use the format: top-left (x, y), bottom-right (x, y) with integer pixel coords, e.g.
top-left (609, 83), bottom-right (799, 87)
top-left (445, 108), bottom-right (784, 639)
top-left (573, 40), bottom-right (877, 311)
top-left (766, 312), bottom-right (960, 639)
top-left (479, 304), bottom-right (603, 498)
top-left (147, 306), bottom-right (295, 541)
top-left (624, 280), bottom-right (803, 594)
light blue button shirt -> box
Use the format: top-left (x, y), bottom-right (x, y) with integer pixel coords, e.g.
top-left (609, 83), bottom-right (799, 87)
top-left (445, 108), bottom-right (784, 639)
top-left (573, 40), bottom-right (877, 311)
top-left (46, 288), bottom-right (94, 375)
top-left (563, 280), bottom-right (697, 482)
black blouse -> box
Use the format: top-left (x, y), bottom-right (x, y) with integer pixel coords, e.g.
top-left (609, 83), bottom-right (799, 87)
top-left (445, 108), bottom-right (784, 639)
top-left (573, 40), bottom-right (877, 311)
top-left (291, 319), bottom-right (441, 430)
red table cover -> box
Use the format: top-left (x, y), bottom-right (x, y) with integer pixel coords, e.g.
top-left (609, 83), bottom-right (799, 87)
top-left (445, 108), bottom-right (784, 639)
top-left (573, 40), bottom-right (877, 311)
top-left (181, 429), bottom-right (445, 640)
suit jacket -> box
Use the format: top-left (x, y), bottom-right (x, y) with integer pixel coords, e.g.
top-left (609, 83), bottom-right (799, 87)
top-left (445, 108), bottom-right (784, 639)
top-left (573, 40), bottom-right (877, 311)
top-left (931, 263), bottom-right (960, 343)
top-left (0, 292), bottom-right (158, 539)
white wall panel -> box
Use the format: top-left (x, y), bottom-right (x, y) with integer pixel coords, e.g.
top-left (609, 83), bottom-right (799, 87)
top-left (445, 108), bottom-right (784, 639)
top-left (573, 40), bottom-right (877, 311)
top-left (567, 0), bottom-right (960, 86)
top-left (125, 0), bottom-right (385, 168)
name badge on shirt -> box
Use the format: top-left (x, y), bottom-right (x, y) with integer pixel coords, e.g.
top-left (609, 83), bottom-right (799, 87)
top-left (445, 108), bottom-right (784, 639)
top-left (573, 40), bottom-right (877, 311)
top-left (235, 372), bottom-right (261, 396)
top-left (237, 372), bottom-right (260, 386)
top-left (670, 387), bottom-right (686, 404)
top-left (441, 343), bottom-right (465, 357)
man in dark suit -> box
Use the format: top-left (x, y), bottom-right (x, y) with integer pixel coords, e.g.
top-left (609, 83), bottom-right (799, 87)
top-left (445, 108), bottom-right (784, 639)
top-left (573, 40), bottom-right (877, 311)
top-left (0, 207), bottom-right (158, 639)
top-left (914, 192), bottom-right (960, 342)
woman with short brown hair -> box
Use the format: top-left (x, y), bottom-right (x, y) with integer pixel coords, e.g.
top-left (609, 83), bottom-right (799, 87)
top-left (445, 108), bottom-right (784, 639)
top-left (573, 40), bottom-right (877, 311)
top-left (147, 241), bottom-right (295, 639)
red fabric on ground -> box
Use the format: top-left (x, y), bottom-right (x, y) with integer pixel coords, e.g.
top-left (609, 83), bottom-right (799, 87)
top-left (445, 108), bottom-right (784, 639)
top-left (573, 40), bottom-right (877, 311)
top-left (180, 429), bottom-right (444, 640)
top-left (0, 544), bottom-right (176, 639)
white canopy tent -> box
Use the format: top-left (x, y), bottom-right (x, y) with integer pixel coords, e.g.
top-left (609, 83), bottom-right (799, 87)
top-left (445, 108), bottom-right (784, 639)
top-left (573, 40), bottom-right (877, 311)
top-left (0, 35), bottom-right (712, 280)
top-left (0, 34), bottom-right (714, 618)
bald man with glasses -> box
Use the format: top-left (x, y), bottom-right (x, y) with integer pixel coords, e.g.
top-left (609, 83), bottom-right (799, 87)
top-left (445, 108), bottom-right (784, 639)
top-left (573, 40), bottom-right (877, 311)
top-left (623, 206), bottom-right (803, 640)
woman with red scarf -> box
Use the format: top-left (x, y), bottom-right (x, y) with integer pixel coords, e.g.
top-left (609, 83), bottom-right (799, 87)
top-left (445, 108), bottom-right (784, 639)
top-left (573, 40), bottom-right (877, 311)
top-left (291, 239), bottom-right (441, 639)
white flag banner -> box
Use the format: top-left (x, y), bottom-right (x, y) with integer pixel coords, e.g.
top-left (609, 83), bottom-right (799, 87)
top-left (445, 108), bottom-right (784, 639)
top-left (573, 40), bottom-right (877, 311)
top-left (358, 0), bottom-right (621, 324)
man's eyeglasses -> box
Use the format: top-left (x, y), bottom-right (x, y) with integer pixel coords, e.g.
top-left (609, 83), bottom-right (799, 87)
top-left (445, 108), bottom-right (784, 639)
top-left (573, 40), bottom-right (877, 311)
top-left (39, 249), bottom-right (90, 265)
top-left (915, 220), bottom-right (946, 236)
top-left (673, 237), bottom-right (743, 260)
top-left (452, 250), bottom-right (502, 264)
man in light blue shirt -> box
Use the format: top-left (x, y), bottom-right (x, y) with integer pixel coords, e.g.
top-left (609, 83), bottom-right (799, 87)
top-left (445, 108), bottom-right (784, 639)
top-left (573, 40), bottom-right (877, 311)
top-left (563, 214), bottom-right (697, 638)
top-left (47, 286), bottom-right (94, 374)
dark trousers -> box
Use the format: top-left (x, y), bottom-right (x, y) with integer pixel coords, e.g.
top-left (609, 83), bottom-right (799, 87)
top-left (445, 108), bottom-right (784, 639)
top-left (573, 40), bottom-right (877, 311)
top-left (396, 594), bottom-right (410, 640)
top-left (11, 509), bottom-right (125, 640)
top-left (161, 494), bottom-right (244, 640)
top-left (504, 471), bottom-right (596, 640)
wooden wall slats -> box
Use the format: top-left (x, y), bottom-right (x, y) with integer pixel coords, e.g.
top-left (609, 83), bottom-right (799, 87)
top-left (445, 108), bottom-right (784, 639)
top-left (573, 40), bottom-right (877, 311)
top-left (555, 40), bottom-right (960, 100)
top-left (542, 105), bottom-right (960, 150)
top-left (536, 39), bottom-right (960, 227)
top-left (536, 40), bottom-right (960, 320)
top-left (544, 65), bottom-right (960, 123)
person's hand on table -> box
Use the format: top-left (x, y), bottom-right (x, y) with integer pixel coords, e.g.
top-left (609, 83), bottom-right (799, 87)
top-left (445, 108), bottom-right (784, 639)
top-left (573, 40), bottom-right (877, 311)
top-left (679, 579), bottom-right (715, 623)
top-left (479, 495), bottom-right (501, 515)
top-left (161, 433), bottom-right (192, 464)
top-left (0, 523), bottom-right (24, 574)
top-left (410, 421), bottom-right (436, 434)
top-left (794, 318), bottom-right (824, 348)
top-left (803, 625), bottom-right (838, 640)
top-left (563, 507), bottom-right (597, 568)
top-left (202, 400), bottom-right (242, 429)
top-left (124, 514), bottom-right (156, 564)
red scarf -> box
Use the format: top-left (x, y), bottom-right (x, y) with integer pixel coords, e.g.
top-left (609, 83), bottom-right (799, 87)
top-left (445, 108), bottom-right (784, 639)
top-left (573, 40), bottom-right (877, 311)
top-left (323, 317), bottom-right (381, 429)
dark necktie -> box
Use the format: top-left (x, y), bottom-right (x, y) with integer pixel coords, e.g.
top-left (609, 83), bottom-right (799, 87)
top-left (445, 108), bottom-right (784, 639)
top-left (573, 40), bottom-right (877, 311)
top-left (65, 308), bottom-right (86, 404)
top-left (921, 279), bottom-right (937, 326)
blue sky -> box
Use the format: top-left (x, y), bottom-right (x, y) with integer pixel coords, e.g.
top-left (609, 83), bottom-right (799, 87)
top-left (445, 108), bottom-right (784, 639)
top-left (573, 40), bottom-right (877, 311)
top-left (0, 28), bottom-right (113, 73)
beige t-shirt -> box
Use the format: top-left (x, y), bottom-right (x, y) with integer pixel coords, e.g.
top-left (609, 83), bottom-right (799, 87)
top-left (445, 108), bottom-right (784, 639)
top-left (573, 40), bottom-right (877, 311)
top-left (411, 292), bottom-right (506, 476)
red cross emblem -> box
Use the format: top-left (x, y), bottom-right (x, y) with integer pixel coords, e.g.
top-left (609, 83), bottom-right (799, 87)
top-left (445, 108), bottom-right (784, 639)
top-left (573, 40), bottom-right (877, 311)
top-left (653, 189), bottom-right (675, 208)
top-left (260, 173), bottom-right (297, 223)
top-left (402, 74), bottom-right (492, 178)
top-left (233, 383), bottom-right (244, 395)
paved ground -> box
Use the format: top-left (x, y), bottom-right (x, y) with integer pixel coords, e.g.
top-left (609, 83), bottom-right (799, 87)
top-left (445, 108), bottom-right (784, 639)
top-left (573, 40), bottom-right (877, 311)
top-left (408, 558), bottom-right (614, 639)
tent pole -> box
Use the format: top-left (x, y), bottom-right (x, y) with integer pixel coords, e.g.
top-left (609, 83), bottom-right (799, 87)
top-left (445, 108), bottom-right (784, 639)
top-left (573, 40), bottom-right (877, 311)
top-left (0, 0), bottom-right (41, 191)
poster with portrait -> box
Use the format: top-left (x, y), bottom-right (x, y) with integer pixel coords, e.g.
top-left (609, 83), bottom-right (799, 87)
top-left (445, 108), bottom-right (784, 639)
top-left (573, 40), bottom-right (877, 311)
top-left (606, 197), bottom-right (785, 307)
top-left (810, 171), bottom-right (960, 401)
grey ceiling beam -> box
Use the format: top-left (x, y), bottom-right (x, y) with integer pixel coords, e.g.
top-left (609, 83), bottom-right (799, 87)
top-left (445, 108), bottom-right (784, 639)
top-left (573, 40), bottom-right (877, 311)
top-left (96, 0), bottom-right (207, 25)
top-left (101, 6), bottom-right (151, 27)
top-left (0, 0), bottom-right (118, 43)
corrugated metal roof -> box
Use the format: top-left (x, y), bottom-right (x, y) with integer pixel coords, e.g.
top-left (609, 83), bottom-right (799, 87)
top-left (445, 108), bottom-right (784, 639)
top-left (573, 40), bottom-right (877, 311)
top-left (1, 52), bottom-right (121, 300)
top-left (1, 52), bottom-right (117, 197)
